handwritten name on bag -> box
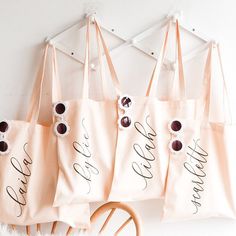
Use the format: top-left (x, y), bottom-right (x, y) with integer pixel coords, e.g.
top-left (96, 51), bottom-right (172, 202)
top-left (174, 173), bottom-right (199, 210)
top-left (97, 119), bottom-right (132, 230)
top-left (73, 118), bottom-right (99, 194)
top-left (6, 143), bottom-right (32, 217)
top-left (132, 115), bottom-right (157, 190)
top-left (184, 139), bottom-right (208, 214)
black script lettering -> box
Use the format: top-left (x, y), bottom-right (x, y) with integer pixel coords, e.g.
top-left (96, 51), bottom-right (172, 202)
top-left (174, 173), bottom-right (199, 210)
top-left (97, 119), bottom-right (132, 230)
top-left (132, 115), bottom-right (157, 190)
top-left (6, 143), bottom-right (32, 217)
top-left (73, 118), bottom-right (99, 194)
top-left (184, 139), bottom-right (208, 214)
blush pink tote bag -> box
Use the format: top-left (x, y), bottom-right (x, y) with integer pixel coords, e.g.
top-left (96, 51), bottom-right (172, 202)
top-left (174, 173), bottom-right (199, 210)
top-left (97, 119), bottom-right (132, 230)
top-left (162, 42), bottom-right (236, 221)
top-left (52, 17), bottom-right (121, 206)
top-left (108, 20), bottom-right (199, 201)
top-left (0, 44), bottom-right (90, 228)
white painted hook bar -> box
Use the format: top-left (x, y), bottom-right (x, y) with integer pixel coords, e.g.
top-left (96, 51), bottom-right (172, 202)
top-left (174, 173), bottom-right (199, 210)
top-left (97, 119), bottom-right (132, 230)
top-left (45, 11), bottom-right (214, 72)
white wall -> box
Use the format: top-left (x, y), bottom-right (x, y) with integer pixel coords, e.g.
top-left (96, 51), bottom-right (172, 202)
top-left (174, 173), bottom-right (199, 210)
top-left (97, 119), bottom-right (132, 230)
top-left (1, 0), bottom-right (236, 235)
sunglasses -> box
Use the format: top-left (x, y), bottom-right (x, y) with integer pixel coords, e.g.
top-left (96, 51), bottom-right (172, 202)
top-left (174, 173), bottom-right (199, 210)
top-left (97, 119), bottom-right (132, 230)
top-left (118, 95), bottom-right (133, 129)
top-left (169, 138), bottom-right (184, 154)
top-left (118, 115), bottom-right (132, 129)
top-left (0, 120), bottom-right (9, 134)
top-left (168, 119), bottom-right (183, 135)
top-left (54, 121), bottom-right (70, 137)
top-left (53, 102), bottom-right (70, 137)
top-left (168, 119), bottom-right (184, 154)
top-left (53, 102), bottom-right (67, 117)
top-left (118, 95), bottom-right (133, 110)
top-left (0, 120), bottom-right (10, 155)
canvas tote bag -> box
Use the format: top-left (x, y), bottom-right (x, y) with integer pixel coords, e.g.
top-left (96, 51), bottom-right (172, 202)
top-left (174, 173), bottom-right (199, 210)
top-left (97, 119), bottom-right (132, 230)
top-left (0, 44), bottom-right (90, 228)
top-left (162, 42), bottom-right (236, 221)
top-left (52, 16), bottom-right (121, 206)
top-left (108, 20), bottom-right (199, 201)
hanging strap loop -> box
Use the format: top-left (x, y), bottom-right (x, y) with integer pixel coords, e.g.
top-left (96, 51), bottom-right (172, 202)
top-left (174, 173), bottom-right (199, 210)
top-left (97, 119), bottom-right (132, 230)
top-left (146, 20), bottom-right (186, 99)
top-left (201, 42), bottom-right (232, 124)
top-left (82, 16), bottom-right (121, 100)
top-left (26, 44), bottom-right (62, 124)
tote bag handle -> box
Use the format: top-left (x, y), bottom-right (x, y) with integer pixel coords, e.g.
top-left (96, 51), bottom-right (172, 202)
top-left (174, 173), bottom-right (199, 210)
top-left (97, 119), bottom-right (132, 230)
top-left (95, 19), bottom-right (121, 98)
top-left (201, 42), bottom-right (232, 124)
top-left (146, 20), bottom-right (186, 99)
top-left (82, 16), bottom-right (121, 100)
top-left (26, 44), bottom-right (62, 124)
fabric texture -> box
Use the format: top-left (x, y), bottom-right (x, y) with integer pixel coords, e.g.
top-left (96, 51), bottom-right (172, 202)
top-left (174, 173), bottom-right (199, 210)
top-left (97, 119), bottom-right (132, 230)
top-left (108, 20), bottom-right (197, 201)
top-left (53, 17), bottom-right (121, 205)
top-left (162, 42), bottom-right (236, 221)
top-left (0, 45), bottom-right (90, 228)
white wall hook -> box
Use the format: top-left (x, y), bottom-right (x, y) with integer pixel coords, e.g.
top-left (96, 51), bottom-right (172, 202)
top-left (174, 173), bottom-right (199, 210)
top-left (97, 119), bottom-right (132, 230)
top-left (167, 10), bottom-right (183, 22)
top-left (45, 37), bottom-right (50, 43)
top-left (90, 63), bottom-right (96, 70)
top-left (85, 11), bottom-right (97, 22)
top-left (211, 40), bottom-right (219, 46)
top-left (83, 0), bottom-right (101, 20)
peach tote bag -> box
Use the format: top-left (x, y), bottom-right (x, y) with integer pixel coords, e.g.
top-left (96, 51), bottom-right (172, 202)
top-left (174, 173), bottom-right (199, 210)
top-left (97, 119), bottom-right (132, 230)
top-left (52, 16), bottom-right (121, 206)
top-left (108, 20), bottom-right (198, 201)
top-left (0, 44), bottom-right (90, 228)
top-left (162, 42), bottom-right (236, 221)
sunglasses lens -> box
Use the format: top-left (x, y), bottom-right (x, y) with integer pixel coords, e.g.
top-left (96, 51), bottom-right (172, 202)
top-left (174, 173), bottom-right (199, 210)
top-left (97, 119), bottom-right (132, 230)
top-left (121, 116), bottom-right (131, 128)
top-left (172, 140), bottom-right (183, 152)
top-left (55, 103), bottom-right (66, 115)
top-left (57, 123), bottom-right (67, 135)
top-left (0, 141), bottom-right (8, 153)
top-left (121, 96), bottom-right (132, 108)
top-left (0, 121), bottom-right (9, 133)
top-left (171, 120), bottom-right (182, 132)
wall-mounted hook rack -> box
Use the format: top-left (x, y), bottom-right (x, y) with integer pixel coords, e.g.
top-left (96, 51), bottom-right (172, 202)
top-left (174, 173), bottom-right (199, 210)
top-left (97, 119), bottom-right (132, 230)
top-left (46, 11), bottom-right (215, 71)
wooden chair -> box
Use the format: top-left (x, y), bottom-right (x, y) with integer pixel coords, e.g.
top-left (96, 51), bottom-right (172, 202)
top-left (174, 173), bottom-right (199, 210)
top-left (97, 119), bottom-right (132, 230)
top-left (10, 202), bottom-right (141, 235)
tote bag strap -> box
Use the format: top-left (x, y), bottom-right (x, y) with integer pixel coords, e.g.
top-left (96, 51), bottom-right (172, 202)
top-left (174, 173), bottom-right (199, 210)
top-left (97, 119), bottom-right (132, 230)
top-left (146, 21), bottom-right (170, 97)
top-left (170, 20), bottom-right (186, 100)
top-left (82, 16), bottom-right (121, 99)
top-left (95, 20), bottom-right (106, 100)
top-left (26, 44), bottom-right (49, 123)
top-left (216, 44), bottom-right (232, 124)
top-left (94, 18), bottom-right (121, 96)
top-left (26, 44), bottom-right (62, 124)
top-left (51, 46), bottom-right (62, 104)
top-left (146, 20), bottom-right (186, 99)
top-left (201, 42), bottom-right (232, 124)
top-left (82, 17), bottom-right (90, 99)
